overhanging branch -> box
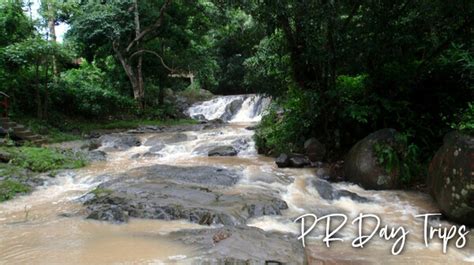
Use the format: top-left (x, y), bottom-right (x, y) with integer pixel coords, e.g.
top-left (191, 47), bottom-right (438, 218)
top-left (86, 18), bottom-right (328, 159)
top-left (130, 49), bottom-right (175, 72)
top-left (126, 0), bottom-right (172, 52)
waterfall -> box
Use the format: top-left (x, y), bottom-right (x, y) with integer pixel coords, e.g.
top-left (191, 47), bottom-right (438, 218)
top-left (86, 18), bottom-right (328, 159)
top-left (187, 94), bottom-right (271, 123)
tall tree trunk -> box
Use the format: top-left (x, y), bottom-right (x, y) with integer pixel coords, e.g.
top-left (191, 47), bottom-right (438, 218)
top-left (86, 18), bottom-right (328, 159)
top-left (47, 2), bottom-right (58, 77)
top-left (133, 0), bottom-right (145, 110)
top-left (326, 0), bottom-right (336, 91)
top-left (43, 61), bottom-right (50, 119)
top-left (35, 60), bottom-right (42, 119)
top-left (137, 56), bottom-right (144, 109)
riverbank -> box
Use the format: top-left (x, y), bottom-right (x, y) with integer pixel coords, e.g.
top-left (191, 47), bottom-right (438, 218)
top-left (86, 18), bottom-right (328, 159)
top-left (0, 117), bottom-right (200, 202)
top-left (0, 95), bottom-right (472, 264)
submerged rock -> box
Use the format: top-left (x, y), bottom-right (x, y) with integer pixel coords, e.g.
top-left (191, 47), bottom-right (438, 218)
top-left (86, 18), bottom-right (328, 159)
top-left (87, 150), bottom-right (107, 162)
top-left (168, 225), bottom-right (305, 264)
top-left (428, 131), bottom-right (474, 226)
top-left (208, 146), bottom-right (238, 156)
top-left (311, 178), bottom-right (370, 203)
top-left (144, 133), bottom-right (195, 146)
top-left (344, 129), bottom-right (402, 190)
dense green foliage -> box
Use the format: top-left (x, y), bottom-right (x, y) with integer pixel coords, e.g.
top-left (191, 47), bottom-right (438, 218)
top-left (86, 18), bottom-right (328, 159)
top-left (0, 1), bottom-right (472, 186)
top-left (54, 62), bottom-right (134, 117)
top-left (250, 1), bottom-right (473, 164)
top-left (1, 146), bottom-right (86, 172)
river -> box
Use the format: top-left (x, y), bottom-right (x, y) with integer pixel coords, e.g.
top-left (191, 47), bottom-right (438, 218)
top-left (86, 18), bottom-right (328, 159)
top-left (0, 95), bottom-right (472, 264)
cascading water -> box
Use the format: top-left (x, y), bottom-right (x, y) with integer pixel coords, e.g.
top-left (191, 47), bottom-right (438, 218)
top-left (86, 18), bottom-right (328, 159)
top-left (186, 94), bottom-right (271, 122)
top-left (0, 94), bottom-right (472, 264)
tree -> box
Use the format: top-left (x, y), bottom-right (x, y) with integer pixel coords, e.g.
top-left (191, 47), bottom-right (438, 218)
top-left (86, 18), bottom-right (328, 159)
top-left (69, 0), bottom-right (174, 110)
top-left (4, 37), bottom-right (71, 118)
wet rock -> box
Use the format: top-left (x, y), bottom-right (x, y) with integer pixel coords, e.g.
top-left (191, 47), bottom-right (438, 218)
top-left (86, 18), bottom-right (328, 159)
top-left (149, 143), bottom-right (165, 152)
top-left (288, 154), bottom-right (311, 168)
top-left (245, 125), bottom-right (257, 130)
top-left (83, 165), bottom-right (287, 224)
top-left (87, 150), bottom-right (107, 162)
top-left (304, 138), bottom-right (326, 162)
top-left (208, 118), bottom-right (225, 124)
top-left (275, 153), bottom-right (290, 167)
top-left (144, 133), bottom-right (196, 146)
top-left (86, 204), bottom-right (129, 223)
top-left (130, 153), bottom-right (141, 159)
top-left (344, 129), bottom-right (402, 190)
top-left (191, 114), bottom-right (207, 121)
top-left (169, 226), bottom-right (305, 264)
top-left (315, 161), bottom-right (345, 182)
top-left (142, 152), bottom-right (163, 158)
top-left (80, 139), bottom-right (101, 151)
top-left (231, 138), bottom-right (250, 152)
top-left (246, 198), bottom-right (288, 217)
top-left (143, 136), bottom-right (163, 146)
top-left (276, 153), bottom-right (311, 168)
top-left (220, 99), bottom-right (243, 121)
top-left (208, 146), bottom-right (238, 156)
top-left (192, 143), bottom-right (216, 155)
top-left (99, 134), bottom-right (141, 151)
top-left (312, 178), bottom-right (370, 203)
top-left (163, 133), bottom-right (196, 144)
top-left (427, 131), bottom-right (474, 226)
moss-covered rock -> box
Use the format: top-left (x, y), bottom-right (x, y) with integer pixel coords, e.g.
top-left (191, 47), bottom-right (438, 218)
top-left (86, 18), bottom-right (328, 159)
top-left (344, 129), bottom-right (403, 190)
top-left (427, 131), bottom-right (473, 226)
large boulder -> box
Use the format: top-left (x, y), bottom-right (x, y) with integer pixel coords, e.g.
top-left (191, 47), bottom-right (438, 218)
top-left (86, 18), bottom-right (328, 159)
top-left (344, 129), bottom-right (402, 190)
top-left (304, 138), bottom-right (326, 162)
top-left (427, 131), bottom-right (473, 226)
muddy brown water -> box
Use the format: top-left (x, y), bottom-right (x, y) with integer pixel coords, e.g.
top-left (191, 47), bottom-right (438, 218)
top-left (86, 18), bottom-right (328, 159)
top-left (0, 123), bottom-right (472, 264)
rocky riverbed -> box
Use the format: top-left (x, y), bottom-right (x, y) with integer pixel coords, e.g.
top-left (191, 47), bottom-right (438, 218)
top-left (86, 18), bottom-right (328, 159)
top-left (0, 95), bottom-right (472, 264)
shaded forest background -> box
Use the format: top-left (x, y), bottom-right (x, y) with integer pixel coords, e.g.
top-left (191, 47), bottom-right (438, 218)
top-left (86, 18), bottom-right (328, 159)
top-left (0, 0), bottom-right (472, 183)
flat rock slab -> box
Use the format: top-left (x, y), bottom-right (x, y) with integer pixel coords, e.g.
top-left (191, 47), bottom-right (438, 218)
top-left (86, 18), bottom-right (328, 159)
top-left (84, 165), bottom-right (288, 225)
top-left (169, 225), bottom-right (305, 264)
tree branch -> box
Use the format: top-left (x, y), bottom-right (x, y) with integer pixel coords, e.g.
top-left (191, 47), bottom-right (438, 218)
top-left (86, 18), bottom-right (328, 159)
top-left (340, 1), bottom-right (360, 32)
top-left (130, 49), bottom-right (175, 72)
top-left (415, 17), bottom-right (472, 77)
top-left (126, 0), bottom-right (172, 52)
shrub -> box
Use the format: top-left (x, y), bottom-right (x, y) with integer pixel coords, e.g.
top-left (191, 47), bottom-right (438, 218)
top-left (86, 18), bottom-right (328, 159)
top-left (255, 86), bottom-right (319, 154)
top-left (53, 62), bottom-right (135, 118)
top-left (0, 180), bottom-right (30, 202)
top-left (9, 147), bottom-right (86, 172)
top-left (450, 102), bottom-right (474, 135)
top-left (373, 133), bottom-right (423, 186)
